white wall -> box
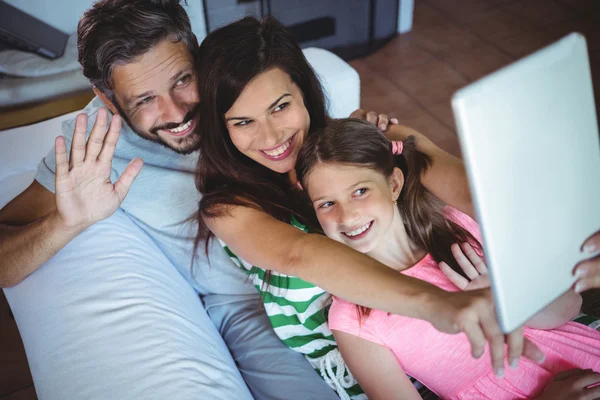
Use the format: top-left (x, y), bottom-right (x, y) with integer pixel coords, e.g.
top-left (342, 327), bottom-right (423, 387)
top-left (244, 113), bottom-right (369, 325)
top-left (5, 0), bottom-right (207, 38)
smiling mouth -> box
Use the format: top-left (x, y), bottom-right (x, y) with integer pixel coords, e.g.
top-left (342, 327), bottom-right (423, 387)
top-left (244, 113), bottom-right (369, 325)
top-left (260, 133), bottom-right (296, 160)
top-left (161, 118), bottom-right (196, 137)
top-left (342, 221), bottom-right (373, 240)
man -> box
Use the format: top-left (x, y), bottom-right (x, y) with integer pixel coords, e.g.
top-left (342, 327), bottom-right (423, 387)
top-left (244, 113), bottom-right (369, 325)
top-left (0, 1), bottom-right (346, 398)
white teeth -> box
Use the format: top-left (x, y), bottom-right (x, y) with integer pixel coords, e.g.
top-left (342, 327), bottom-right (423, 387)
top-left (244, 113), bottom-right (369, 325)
top-left (168, 119), bottom-right (192, 133)
top-left (344, 222), bottom-right (371, 237)
top-left (263, 138), bottom-right (291, 157)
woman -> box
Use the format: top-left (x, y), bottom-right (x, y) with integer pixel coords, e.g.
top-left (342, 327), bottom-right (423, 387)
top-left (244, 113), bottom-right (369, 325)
top-left (193, 16), bottom-right (543, 394)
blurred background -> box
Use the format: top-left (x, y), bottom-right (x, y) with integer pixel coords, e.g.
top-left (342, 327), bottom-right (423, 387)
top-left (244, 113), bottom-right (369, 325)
top-left (1, 0), bottom-right (599, 399)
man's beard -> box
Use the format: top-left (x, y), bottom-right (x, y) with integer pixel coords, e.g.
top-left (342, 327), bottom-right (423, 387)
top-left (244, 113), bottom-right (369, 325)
top-left (116, 102), bottom-right (202, 155)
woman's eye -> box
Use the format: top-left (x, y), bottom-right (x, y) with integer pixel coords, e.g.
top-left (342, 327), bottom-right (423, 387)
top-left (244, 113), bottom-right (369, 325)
top-left (273, 102), bottom-right (289, 112)
top-left (353, 188), bottom-right (367, 196)
top-left (176, 74), bottom-right (192, 86)
top-left (235, 120), bottom-right (252, 127)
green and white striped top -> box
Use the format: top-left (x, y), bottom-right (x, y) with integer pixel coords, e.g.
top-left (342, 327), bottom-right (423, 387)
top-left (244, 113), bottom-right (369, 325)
top-left (221, 216), bottom-right (366, 400)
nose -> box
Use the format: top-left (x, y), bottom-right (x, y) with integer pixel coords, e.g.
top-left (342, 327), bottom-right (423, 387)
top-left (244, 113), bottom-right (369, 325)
top-left (160, 95), bottom-right (188, 124)
top-left (262, 119), bottom-right (284, 148)
top-left (338, 203), bottom-right (361, 228)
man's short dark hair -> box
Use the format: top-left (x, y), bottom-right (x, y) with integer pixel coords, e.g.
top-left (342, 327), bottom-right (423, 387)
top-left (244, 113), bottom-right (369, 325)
top-left (77, 0), bottom-right (197, 102)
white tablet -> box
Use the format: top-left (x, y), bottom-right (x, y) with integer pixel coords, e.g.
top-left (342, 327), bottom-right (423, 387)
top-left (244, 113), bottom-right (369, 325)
top-left (451, 33), bottom-right (600, 333)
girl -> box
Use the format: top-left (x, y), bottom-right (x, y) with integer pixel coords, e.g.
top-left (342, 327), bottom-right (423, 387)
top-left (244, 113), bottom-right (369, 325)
top-left (294, 118), bottom-right (600, 400)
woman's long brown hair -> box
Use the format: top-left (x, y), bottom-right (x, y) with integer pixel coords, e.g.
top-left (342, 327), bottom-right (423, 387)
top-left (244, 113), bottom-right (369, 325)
top-left (295, 118), bottom-right (483, 319)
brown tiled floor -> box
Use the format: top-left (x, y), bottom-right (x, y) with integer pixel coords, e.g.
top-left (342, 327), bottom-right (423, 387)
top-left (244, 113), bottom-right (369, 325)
top-left (352, 0), bottom-right (600, 157)
top-left (1, 1), bottom-right (599, 399)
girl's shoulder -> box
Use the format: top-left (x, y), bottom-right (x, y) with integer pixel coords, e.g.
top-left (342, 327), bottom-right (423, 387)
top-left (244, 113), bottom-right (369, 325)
top-left (329, 297), bottom-right (387, 346)
top-left (443, 206), bottom-right (481, 241)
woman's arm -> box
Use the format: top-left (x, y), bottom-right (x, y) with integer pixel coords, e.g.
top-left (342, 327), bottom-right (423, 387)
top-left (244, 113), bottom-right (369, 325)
top-left (385, 125), bottom-right (475, 219)
top-left (205, 205), bottom-right (542, 373)
top-left (333, 329), bottom-right (421, 400)
top-left (207, 205), bottom-right (440, 321)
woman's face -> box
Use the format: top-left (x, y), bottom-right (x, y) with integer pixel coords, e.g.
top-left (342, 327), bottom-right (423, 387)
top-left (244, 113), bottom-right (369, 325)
top-left (305, 162), bottom-right (402, 254)
top-left (224, 67), bottom-right (311, 174)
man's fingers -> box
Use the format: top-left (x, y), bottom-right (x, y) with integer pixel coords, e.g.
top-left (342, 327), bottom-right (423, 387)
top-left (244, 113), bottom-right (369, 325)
top-left (553, 368), bottom-right (591, 382)
top-left (574, 371), bottom-right (600, 389)
top-left (506, 328), bottom-right (524, 369)
top-left (439, 261), bottom-right (469, 290)
top-left (461, 242), bottom-right (488, 274)
top-left (70, 113), bottom-right (89, 168)
top-left (84, 108), bottom-right (109, 162)
top-left (451, 243), bottom-right (479, 279)
top-left (377, 114), bottom-right (389, 131)
top-left (114, 158), bottom-right (143, 201)
top-left (55, 136), bottom-right (69, 181)
top-left (98, 115), bottom-right (122, 163)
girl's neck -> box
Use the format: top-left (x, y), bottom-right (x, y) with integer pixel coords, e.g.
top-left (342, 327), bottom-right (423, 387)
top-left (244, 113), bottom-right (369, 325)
top-left (367, 208), bottom-right (427, 272)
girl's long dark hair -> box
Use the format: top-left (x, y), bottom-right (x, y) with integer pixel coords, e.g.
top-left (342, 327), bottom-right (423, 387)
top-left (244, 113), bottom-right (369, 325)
top-left (194, 16), bottom-right (328, 257)
top-left (295, 119), bottom-right (483, 318)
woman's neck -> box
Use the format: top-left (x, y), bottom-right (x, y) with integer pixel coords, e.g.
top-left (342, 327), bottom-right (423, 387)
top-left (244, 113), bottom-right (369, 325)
top-left (367, 208), bottom-right (427, 272)
top-left (288, 169), bottom-right (297, 185)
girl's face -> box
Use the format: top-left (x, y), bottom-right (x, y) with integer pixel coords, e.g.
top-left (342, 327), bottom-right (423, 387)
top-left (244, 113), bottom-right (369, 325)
top-left (305, 162), bottom-right (403, 254)
top-left (224, 67), bottom-right (311, 174)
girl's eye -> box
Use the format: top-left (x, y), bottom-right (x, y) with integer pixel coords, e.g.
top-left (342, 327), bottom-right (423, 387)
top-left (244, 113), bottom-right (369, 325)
top-left (353, 188), bottom-right (367, 196)
top-left (273, 102), bottom-right (289, 112)
top-left (318, 201), bottom-right (334, 209)
top-left (235, 120), bottom-right (252, 127)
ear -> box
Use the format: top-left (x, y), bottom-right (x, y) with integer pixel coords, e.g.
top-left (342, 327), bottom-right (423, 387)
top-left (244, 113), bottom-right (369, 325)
top-left (389, 167), bottom-right (404, 202)
top-left (93, 86), bottom-right (119, 115)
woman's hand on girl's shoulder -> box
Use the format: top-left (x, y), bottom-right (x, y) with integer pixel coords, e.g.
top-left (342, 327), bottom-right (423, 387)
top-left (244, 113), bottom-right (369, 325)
top-left (440, 242), bottom-right (490, 291)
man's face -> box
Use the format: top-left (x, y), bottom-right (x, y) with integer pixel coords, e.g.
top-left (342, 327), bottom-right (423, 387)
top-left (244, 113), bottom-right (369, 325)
top-left (110, 39), bottom-right (200, 154)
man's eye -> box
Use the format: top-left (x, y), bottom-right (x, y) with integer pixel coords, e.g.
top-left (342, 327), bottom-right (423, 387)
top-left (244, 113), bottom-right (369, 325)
top-left (274, 102), bottom-right (289, 112)
top-left (235, 120), bottom-right (252, 127)
top-left (138, 96), bottom-right (154, 106)
top-left (353, 188), bottom-right (367, 196)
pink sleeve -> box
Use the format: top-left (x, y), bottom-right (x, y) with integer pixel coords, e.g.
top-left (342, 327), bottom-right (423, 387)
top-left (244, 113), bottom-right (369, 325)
top-left (329, 297), bottom-right (385, 346)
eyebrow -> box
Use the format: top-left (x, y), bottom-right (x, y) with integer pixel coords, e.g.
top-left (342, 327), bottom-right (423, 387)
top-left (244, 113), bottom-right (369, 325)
top-left (312, 181), bottom-right (371, 203)
top-left (226, 93), bottom-right (291, 122)
top-left (125, 68), bottom-right (193, 107)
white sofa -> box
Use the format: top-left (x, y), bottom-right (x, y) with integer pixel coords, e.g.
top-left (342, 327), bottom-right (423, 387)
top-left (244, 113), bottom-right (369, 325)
top-left (0, 48), bottom-right (359, 399)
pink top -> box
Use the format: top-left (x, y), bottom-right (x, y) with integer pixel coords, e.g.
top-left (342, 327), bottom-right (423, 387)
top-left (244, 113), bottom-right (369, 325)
top-left (329, 209), bottom-right (600, 399)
